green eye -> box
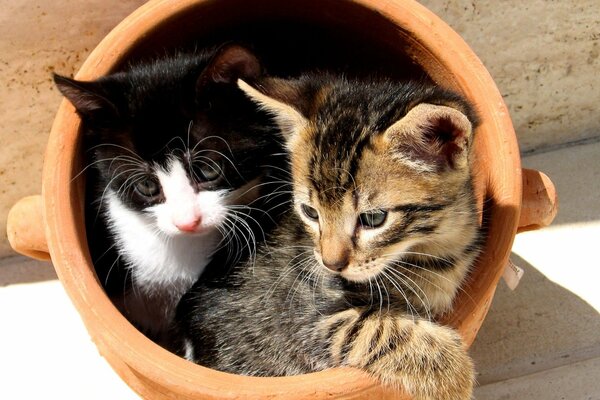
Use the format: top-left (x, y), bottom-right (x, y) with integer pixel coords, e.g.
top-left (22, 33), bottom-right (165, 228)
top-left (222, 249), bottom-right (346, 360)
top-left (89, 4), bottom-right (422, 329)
top-left (199, 163), bottom-right (220, 181)
top-left (135, 177), bottom-right (161, 198)
top-left (301, 204), bottom-right (319, 221)
top-left (358, 209), bottom-right (388, 229)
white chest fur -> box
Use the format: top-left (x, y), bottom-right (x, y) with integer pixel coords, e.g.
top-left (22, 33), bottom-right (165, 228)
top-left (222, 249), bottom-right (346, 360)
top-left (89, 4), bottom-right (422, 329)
top-left (105, 191), bottom-right (221, 335)
top-left (106, 191), bottom-right (221, 288)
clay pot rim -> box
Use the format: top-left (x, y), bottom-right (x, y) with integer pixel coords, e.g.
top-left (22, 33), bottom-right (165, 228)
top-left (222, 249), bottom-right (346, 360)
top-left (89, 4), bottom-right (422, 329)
top-left (42, 0), bottom-right (521, 397)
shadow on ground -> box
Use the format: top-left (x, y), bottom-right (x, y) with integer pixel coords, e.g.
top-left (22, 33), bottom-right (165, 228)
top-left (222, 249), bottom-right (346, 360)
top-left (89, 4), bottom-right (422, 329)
top-left (471, 253), bottom-right (600, 385)
top-left (0, 256), bottom-right (56, 286)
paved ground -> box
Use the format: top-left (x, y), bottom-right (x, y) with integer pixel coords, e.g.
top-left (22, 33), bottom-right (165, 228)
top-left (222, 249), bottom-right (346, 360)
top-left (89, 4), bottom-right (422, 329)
top-left (1, 141), bottom-right (598, 399)
top-left (471, 140), bottom-right (600, 399)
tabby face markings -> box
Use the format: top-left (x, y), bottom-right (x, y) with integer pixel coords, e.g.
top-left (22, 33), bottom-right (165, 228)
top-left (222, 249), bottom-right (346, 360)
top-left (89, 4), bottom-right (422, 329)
top-left (316, 165), bottom-right (468, 285)
top-left (295, 163), bottom-right (436, 283)
top-left (286, 120), bottom-right (457, 283)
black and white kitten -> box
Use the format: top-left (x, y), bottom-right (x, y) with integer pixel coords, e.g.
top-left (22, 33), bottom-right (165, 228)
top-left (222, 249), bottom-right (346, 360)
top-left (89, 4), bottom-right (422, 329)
top-left (54, 45), bottom-right (287, 345)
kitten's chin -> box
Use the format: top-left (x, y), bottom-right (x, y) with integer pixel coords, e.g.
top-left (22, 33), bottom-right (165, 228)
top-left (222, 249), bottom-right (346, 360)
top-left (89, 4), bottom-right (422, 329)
top-left (338, 266), bottom-right (386, 283)
top-left (315, 261), bottom-right (387, 283)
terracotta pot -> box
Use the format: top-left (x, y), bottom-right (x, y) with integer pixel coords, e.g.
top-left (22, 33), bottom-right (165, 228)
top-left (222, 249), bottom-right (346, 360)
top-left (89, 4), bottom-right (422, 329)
top-left (6, 0), bottom-right (558, 398)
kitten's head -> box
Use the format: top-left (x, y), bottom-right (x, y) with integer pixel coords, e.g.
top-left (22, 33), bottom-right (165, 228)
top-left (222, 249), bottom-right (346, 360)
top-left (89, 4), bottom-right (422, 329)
top-left (240, 75), bottom-right (480, 283)
top-left (54, 44), bottom-right (278, 236)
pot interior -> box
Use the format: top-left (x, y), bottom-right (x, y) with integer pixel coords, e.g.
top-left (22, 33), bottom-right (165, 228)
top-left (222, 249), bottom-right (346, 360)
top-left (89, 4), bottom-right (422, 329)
top-left (113, 0), bottom-right (435, 81)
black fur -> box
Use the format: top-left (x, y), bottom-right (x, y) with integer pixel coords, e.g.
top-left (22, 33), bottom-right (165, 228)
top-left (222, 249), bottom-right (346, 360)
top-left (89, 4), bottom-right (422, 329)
top-left (54, 45), bottom-right (289, 346)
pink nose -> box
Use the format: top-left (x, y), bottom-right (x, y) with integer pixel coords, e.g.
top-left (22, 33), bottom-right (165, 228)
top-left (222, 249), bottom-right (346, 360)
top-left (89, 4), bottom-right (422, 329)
top-left (175, 217), bottom-right (201, 232)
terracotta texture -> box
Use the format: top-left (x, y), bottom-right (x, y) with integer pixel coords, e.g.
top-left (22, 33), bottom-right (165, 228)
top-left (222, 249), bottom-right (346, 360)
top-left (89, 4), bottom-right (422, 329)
top-left (6, 0), bottom-right (558, 398)
top-left (518, 169), bottom-right (559, 233)
top-left (6, 195), bottom-right (49, 261)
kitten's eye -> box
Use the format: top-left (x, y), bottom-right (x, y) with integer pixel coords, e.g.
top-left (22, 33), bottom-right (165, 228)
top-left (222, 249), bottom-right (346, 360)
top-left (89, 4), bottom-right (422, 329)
top-left (134, 177), bottom-right (161, 198)
top-left (358, 209), bottom-right (388, 229)
top-left (301, 204), bottom-right (319, 221)
top-left (198, 163), bottom-right (220, 181)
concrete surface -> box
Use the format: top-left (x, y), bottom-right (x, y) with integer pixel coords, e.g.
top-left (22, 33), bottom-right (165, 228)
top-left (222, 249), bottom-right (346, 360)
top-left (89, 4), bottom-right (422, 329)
top-left (1, 141), bottom-right (599, 398)
top-left (475, 357), bottom-right (600, 400)
top-left (470, 141), bottom-right (600, 384)
top-left (0, 257), bottom-right (138, 399)
top-left (471, 140), bottom-right (600, 398)
top-left (1, 0), bottom-right (600, 259)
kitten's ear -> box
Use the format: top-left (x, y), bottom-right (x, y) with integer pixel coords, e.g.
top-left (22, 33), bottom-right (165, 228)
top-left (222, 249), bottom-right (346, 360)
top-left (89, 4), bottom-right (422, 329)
top-left (385, 103), bottom-right (475, 171)
top-left (237, 78), bottom-right (309, 142)
top-left (53, 74), bottom-right (119, 118)
top-left (198, 44), bottom-right (262, 87)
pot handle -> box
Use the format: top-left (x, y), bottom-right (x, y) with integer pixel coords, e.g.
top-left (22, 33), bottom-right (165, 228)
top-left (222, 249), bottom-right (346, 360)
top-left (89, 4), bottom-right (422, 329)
top-left (7, 195), bottom-right (51, 261)
top-left (518, 169), bottom-right (558, 233)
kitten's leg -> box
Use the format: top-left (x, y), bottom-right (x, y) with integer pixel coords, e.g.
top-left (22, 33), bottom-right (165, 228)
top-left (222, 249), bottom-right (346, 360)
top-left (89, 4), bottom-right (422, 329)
top-left (321, 309), bottom-right (474, 400)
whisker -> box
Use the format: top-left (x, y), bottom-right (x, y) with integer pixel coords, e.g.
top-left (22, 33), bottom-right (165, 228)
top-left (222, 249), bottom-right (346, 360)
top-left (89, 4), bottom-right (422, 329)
top-left (385, 267), bottom-right (432, 321)
top-left (262, 251), bottom-right (313, 302)
top-left (380, 269), bottom-right (417, 321)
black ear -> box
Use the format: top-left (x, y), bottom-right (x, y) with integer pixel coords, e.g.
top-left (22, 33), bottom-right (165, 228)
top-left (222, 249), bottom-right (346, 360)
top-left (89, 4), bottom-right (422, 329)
top-left (385, 103), bottom-right (475, 171)
top-left (197, 44), bottom-right (262, 90)
top-left (53, 74), bottom-right (119, 118)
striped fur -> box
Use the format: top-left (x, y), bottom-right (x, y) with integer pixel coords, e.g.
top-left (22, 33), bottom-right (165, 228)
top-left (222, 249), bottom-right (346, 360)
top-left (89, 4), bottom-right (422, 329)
top-left (177, 74), bottom-right (483, 400)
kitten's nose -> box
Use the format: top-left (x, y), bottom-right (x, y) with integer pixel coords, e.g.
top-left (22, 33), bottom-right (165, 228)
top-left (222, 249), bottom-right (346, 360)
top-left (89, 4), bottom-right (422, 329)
top-left (175, 217), bottom-right (201, 232)
top-left (322, 256), bottom-right (350, 272)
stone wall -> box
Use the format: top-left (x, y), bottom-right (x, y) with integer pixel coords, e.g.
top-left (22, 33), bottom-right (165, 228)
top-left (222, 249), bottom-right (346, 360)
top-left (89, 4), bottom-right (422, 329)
top-left (1, 0), bottom-right (598, 258)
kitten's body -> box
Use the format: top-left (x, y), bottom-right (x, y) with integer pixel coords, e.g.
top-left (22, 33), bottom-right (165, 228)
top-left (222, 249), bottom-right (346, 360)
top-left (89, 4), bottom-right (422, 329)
top-left (55, 45), bottom-right (287, 345)
top-left (178, 74), bottom-right (482, 399)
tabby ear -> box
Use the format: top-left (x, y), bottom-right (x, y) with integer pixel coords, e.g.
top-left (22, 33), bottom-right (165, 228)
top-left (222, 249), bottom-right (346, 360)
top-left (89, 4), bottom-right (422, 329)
top-left (237, 78), bottom-right (309, 143)
top-left (53, 74), bottom-right (119, 119)
top-left (385, 103), bottom-right (474, 171)
top-left (198, 44), bottom-right (262, 89)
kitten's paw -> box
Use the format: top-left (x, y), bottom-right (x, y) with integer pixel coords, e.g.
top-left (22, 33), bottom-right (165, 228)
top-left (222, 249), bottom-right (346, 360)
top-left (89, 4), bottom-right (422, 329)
top-left (363, 320), bottom-right (474, 400)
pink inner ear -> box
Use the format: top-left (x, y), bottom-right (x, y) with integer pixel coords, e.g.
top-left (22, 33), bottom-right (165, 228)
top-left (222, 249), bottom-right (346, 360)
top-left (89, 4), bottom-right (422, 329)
top-left (413, 115), bottom-right (468, 168)
top-left (422, 115), bottom-right (469, 169)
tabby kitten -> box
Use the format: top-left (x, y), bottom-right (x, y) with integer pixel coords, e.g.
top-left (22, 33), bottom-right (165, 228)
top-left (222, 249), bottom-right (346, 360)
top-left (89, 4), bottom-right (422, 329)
top-left (54, 45), bottom-right (286, 345)
top-left (177, 74), bottom-right (482, 399)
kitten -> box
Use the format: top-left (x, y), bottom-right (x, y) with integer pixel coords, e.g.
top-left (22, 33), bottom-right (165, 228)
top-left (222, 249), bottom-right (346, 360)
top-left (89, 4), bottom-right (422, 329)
top-left (177, 73), bottom-right (482, 399)
top-left (54, 45), bottom-right (287, 346)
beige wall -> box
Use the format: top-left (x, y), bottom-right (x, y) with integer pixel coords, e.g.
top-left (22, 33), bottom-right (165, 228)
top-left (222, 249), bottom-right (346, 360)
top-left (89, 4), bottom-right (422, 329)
top-left (420, 0), bottom-right (600, 152)
top-left (1, 0), bottom-right (599, 258)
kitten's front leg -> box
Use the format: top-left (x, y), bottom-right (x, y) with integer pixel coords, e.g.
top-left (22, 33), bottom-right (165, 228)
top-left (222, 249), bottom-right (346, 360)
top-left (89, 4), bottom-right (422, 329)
top-left (321, 309), bottom-right (474, 400)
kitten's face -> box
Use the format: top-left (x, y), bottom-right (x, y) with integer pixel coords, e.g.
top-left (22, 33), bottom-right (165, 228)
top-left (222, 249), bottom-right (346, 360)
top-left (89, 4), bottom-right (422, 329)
top-left (97, 129), bottom-right (264, 237)
top-left (240, 77), bottom-right (478, 283)
top-left (56, 45), bottom-right (275, 237)
top-left (291, 129), bottom-right (470, 282)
